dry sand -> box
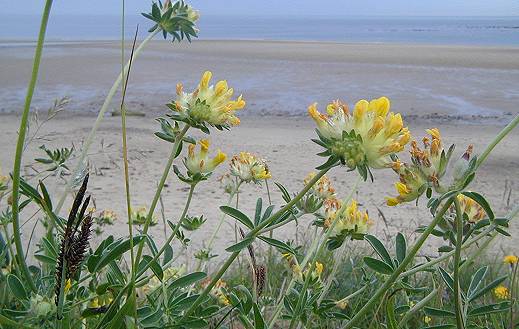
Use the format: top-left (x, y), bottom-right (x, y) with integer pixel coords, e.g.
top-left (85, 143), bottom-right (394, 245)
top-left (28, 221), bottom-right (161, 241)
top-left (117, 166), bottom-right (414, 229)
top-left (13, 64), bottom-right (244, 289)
top-left (0, 40), bottom-right (518, 267)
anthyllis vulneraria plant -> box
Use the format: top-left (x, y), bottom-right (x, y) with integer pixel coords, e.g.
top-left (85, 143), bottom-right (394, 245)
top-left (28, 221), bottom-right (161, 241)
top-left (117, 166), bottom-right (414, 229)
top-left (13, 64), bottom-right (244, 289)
top-left (4, 1), bottom-right (519, 328)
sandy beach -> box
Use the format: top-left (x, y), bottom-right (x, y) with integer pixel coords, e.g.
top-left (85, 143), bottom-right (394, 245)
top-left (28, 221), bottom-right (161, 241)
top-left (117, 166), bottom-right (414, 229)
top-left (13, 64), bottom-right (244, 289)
top-left (1, 40), bottom-right (518, 264)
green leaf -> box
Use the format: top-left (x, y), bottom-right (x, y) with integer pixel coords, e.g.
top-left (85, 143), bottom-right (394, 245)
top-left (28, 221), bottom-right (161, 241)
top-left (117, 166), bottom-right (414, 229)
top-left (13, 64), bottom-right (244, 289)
top-left (220, 206), bottom-right (254, 230)
top-left (467, 266), bottom-right (488, 299)
top-left (438, 267), bottom-right (454, 293)
top-left (254, 198), bottom-right (263, 226)
top-left (469, 275), bottom-right (507, 302)
top-left (89, 235), bottom-right (146, 273)
top-left (163, 243), bottom-right (173, 266)
top-left (140, 255), bottom-right (163, 281)
top-left (423, 307), bottom-right (455, 317)
top-left (395, 233), bottom-right (406, 265)
top-left (7, 274), bottom-right (28, 300)
top-left (468, 301), bottom-right (511, 316)
top-left (386, 294), bottom-right (400, 329)
top-left (258, 236), bottom-right (295, 255)
top-left (365, 235), bottom-right (394, 268)
top-left (225, 237), bottom-right (254, 253)
top-left (364, 257), bottom-right (394, 275)
top-left (253, 304), bottom-right (265, 329)
top-left (168, 272), bottom-right (207, 291)
top-left (461, 191), bottom-right (494, 220)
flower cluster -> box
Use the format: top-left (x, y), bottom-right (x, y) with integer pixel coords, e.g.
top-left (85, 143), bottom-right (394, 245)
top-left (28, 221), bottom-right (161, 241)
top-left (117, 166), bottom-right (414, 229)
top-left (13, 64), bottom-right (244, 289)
top-left (324, 199), bottom-right (373, 236)
top-left (309, 97), bottom-right (410, 179)
top-left (169, 71), bottom-right (246, 129)
top-left (218, 173), bottom-right (238, 194)
top-left (131, 206), bottom-right (157, 226)
top-left (184, 139), bottom-right (227, 175)
top-left (143, 0), bottom-right (199, 42)
top-left (229, 152), bottom-right (271, 184)
top-left (494, 285), bottom-right (510, 299)
top-left (304, 172), bottom-right (336, 201)
top-left (292, 261), bottom-right (324, 283)
top-left (386, 129), bottom-right (456, 206)
top-left (201, 278), bottom-right (230, 305)
top-left (454, 194), bottom-right (485, 223)
top-left (97, 209), bottom-right (118, 226)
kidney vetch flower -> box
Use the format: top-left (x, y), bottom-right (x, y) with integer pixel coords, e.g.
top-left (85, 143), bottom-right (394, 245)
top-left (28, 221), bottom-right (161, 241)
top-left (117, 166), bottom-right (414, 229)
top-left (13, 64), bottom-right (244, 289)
top-left (309, 97), bottom-right (410, 180)
top-left (169, 71), bottom-right (246, 129)
top-left (229, 152), bottom-right (271, 184)
top-left (185, 139), bottom-right (227, 175)
top-left (324, 199), bottom-right (373, 237)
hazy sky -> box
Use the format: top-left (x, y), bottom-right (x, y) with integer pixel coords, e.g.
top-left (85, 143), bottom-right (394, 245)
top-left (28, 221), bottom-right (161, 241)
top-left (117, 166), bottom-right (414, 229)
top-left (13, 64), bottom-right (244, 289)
top-left (1, 0), bottom-right (518, 17)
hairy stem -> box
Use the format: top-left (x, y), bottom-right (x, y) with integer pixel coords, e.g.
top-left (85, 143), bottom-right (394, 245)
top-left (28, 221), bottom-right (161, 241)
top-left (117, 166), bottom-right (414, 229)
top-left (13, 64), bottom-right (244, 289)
top-left (453, 196), bottom-right (466, 329)
top-left (342, 198), bottom-right (453, 329)
top-left (179, 169), bottom-right (329, 322)
top-left (10, 0), bottom-right (54, 293)
top-left (134, 124), bottom-right (190, 267)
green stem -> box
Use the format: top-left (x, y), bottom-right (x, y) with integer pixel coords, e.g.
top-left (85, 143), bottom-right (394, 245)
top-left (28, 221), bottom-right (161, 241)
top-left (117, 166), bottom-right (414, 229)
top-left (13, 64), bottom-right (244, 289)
top-left (134, 124), bottom-right (190, 267)
top-left (10, 0), bottom-right (53, 293)
top-left (510, 263), bottom-right (518, 329)
top-left (453, 196), bottom-right (466, 329)
top-left (342, 198), bottom-right (453, 329)
top-left (119, 1), bottom-right (138, 325)
top-left (54, 29), bottom-right (160, 214)
top-left (477, 114), bottom-right (519, 169)
top-left (179, 169), bottom-right (329, 322)
top-left (136, 183), bottom-right (196, 278)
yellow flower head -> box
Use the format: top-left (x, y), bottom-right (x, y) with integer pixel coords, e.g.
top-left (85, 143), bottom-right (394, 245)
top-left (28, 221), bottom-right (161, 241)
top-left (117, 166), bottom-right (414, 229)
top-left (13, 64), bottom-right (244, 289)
top-left (324, 199), bottom-right (373, 235)
top-left (230, 152), bottom-right (271, 183)
top-left (98, 210), bottom-right (117, 225)
top-left (172, 71), bottom-right (245, 127)
top-left (304, 172), bottom-right (336, 200)
top-left (309, 97), bottom-right (410, 171)
top-left (424, 316), bottom-right (432, 324)
top-left (454, 194), bottom-right (485, 223)
top-left (409, 128), bottom-right (446, 186)
top-left (386, 163), bottom-right (427, 206)
top-left (185, 139), bottom-right (227, 174)
top-left (494, 285), bottom-right (510, 299)
top-left (504, 255), bottom-right (518, 265)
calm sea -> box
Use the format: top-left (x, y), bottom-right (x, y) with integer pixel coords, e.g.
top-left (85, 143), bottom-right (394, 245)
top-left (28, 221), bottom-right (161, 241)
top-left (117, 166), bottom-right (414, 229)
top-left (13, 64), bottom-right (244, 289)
top-left (0, 14), bottom-right (518, 45)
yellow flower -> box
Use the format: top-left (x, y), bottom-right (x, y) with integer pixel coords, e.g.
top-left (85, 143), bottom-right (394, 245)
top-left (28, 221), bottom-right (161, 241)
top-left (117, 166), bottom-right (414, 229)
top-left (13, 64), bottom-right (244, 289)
top-left (201, 278), bottom-right (230, 306)
top-left (309, 97), bottom-right (410, 171)
top-left (494, 285), bottom-right (510, 299)
top-left (172, 71), bottom-right (246, 127)
top-left (336, 300), bottom-right (348, 310)
top-left (504, 255), bottom-right (519, 265)
top-left (98, 210), bottom-right (117, 225)
top-left (408, 128), bottom-right (446, 186)
top-left (324, 199), bottom-right (373, 235)
top-left (424, 316), bottom-right (432, 324)
top-left (185, 139), bottom-right (227, 174)
top-left (385, 163), bottom-right (427, 206)
top-left (314, 262), bottom-right (324, 277)
top-left (454, 194), bottom-right (485, 223)
top-left (304, 172), bottom-right (336, 200)
top-left (64, 279), bottom-right (72, 294)
top-left (230, 152), bottom-right (271, 183)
